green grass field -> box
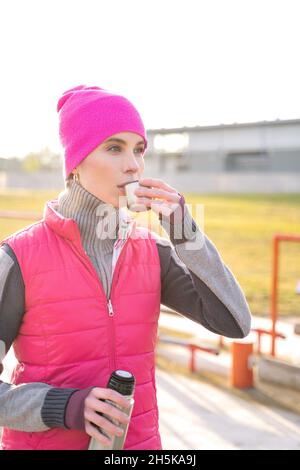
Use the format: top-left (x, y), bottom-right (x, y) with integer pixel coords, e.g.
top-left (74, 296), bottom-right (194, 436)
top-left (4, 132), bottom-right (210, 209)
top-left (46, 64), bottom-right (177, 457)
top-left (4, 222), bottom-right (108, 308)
top-left (0, 190), bottom-right (299, 317)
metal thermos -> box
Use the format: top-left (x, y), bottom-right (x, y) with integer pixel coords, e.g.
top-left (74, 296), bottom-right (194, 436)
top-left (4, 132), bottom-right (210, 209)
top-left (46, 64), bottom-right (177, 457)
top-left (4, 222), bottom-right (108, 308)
top-left (88, 370), bottom-right (135, 450)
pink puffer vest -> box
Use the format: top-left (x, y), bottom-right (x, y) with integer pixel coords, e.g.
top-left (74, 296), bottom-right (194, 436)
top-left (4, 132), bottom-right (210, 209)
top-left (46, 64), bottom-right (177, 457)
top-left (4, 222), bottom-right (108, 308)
top-left (0, 200), bottom-right (162, 450)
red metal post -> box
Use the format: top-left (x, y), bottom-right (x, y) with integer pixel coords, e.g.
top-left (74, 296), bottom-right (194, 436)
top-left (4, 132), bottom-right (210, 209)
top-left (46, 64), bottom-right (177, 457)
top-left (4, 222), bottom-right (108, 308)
top-left (189, 345), bottom-right (195, 373)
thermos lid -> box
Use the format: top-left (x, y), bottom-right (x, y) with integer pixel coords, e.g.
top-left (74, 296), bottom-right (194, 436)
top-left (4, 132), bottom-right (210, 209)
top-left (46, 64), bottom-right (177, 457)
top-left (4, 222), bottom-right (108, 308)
top-left (108, 370), bottom-right (135, 396)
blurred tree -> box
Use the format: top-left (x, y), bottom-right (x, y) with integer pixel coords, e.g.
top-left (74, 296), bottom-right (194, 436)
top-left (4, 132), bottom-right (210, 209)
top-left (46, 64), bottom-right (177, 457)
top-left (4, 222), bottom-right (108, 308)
top-left (22, 152), bottom-right (41, 172)
top-left (38, 146), bottom-right (62, 170)
top-left (21, 147), bottom-right (62, 172)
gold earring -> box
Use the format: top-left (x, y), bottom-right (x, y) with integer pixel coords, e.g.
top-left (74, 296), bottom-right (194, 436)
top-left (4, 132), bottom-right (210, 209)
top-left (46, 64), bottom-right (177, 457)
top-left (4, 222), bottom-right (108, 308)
top-left (73, 171), bottom-right (80, 184)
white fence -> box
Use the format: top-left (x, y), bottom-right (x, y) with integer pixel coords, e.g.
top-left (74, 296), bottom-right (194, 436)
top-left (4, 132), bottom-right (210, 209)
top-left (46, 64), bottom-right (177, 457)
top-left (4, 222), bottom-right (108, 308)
top-left (1, 170), bottom-right (300, 193)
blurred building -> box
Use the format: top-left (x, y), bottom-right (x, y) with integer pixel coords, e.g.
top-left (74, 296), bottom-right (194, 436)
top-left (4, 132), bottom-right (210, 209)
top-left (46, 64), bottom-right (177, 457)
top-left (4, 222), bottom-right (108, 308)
top-left (0, 148), bottom-right (65, 190)
top-left (0, 170), bottom-right (65, 190)
top-left (0, 118), bottom-right (300, 193)
top-left (144, 118), bottom-right (300, 193)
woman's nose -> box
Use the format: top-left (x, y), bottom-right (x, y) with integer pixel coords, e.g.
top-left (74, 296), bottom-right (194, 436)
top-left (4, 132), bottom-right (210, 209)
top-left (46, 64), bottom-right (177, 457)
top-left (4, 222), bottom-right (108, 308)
top-left (122, 153), bottom-right (140, 173)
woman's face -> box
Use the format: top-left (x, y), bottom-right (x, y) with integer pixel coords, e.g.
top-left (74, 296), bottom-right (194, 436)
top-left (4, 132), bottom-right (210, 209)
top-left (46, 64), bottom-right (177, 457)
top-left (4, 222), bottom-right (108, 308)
top-left (75, 131), bottom-right (146, 207)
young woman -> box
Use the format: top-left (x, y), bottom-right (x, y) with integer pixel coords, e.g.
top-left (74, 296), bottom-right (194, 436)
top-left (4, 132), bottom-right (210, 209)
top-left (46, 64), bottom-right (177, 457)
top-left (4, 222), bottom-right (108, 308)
top-left (0, 85), bottom-right (251, 450)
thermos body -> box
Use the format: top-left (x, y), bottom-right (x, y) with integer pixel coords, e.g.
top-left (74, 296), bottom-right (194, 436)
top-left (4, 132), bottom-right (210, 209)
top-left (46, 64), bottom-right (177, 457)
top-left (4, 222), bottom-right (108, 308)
top-left (88, 370), bottom-right (135, 450)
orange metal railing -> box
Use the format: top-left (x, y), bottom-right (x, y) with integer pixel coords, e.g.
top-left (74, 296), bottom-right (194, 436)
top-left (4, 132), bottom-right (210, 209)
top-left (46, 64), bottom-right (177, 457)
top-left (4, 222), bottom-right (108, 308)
top-left (219, 328), bottom-right (286, 356)
top-left (158, 335), bottom-right (219, 373)
top-left (221, 234), bottom-right (300, 358)
top-left (251, 327), bottom-right (285, 355)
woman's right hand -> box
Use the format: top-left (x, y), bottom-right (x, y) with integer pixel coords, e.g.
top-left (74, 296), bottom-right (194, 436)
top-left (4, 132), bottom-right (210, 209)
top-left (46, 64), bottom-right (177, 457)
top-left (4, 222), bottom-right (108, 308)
top-left (84, 387), bottom-right (131, 446)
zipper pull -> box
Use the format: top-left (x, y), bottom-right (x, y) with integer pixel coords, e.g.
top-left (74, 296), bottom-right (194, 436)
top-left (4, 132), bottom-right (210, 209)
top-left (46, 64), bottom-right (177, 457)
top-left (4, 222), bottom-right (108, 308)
top-left (108, 299), bottom-right (114, 316)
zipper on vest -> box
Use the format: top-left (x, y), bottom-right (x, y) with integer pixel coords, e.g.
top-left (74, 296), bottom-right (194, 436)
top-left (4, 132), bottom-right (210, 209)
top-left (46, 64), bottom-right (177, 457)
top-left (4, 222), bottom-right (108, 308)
top-left (67, 223), bottom-right (133, 372)
top-left (107, 232), bottom-right (132, 371)
top-left (107, 298), bottom-right (114, 316)
top-left (108, 298), bottom-right (116, 370)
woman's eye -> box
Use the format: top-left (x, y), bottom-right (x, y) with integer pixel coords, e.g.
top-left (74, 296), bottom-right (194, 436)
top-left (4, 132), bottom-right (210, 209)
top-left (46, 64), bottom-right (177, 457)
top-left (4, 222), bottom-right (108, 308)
top-left (135, 148), bottom-right (145, 155)
top-left (107, 146), bottom-right (144, 155)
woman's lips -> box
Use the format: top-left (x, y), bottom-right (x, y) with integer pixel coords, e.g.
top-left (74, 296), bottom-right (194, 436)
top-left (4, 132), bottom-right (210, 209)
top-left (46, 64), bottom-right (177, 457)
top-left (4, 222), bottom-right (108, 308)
top-left (117, 179), bottom-right (139, 189)
top-left (117, 179), bottom-right (139, 198)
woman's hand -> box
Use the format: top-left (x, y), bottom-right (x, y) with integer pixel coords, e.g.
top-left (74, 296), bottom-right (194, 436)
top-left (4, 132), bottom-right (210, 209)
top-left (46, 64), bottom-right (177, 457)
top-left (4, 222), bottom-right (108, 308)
top-left (134, 177), bottom-right (184, 220)
top-left (84, 387), bottom-right (131, 446)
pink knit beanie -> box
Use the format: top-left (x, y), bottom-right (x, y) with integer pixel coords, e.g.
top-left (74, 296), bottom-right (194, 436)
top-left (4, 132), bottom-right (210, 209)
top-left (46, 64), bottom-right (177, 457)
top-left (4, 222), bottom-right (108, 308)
top-left (57, 85), bottom-right (148, 179)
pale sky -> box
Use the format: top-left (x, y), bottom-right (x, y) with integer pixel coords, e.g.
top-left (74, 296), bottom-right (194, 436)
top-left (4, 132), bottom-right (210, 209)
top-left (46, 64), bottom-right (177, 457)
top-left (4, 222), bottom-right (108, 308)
top-left (0, 0), bottom-right (299, 158)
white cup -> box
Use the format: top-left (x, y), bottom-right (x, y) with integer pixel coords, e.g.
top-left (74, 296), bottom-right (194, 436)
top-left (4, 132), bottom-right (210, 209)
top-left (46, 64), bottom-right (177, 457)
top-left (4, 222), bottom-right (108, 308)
top-left (124, 180), bottom-right (147, 212)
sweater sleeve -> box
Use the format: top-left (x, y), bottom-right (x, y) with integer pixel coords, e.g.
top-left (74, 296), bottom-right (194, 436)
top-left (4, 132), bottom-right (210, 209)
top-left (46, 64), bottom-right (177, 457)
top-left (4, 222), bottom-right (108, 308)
top-left (0, 244), bottom-right (78, 432)
top-left (156, 202), bottom-right (252, 338)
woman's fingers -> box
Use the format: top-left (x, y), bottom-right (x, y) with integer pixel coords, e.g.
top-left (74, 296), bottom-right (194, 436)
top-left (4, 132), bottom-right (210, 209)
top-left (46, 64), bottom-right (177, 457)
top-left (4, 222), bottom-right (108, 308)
top-left (85, 419), bottom-right (113, 446)
top-left (135, 186), bottom-right (180, 203)
top-left (139, 177), bottom-right (176, 193)
top-left (136, 197), bottom-right (180, 217)
top-left (84, 409), bottom-right (125, 438)
top-left (131, 177), bottom-right (185, 219)
top-left (84, 387), bottom-right (131, 443)
top-left (88, 387), bottom-right (131, 411)
top-left (135, 178), bottom-right (181, 207)
top-left (86, 395), bottom-right (130, 425)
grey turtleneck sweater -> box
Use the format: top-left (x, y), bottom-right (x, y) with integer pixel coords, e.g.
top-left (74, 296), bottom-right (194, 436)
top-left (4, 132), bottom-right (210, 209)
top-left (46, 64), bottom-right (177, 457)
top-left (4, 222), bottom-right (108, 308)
top-left (57, 180), bottom-right (119, 299)
top-left (0, 181), bottom-right (251, 434)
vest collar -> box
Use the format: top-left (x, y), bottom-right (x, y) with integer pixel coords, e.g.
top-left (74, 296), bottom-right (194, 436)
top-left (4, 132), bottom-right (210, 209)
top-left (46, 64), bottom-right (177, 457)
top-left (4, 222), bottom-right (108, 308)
top-left (43, 199), bottom-right (136, 246)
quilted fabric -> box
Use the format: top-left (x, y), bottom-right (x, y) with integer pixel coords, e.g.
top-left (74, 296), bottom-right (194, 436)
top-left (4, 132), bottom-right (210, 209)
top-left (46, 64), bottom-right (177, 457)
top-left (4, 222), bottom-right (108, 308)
top-left (0, 200), bottom-right (162, 450)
